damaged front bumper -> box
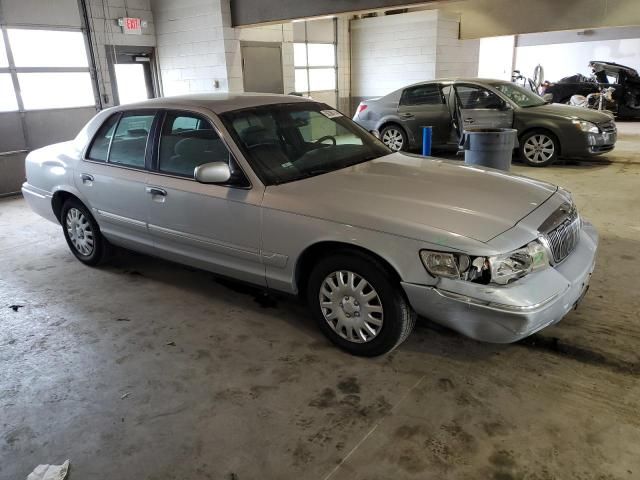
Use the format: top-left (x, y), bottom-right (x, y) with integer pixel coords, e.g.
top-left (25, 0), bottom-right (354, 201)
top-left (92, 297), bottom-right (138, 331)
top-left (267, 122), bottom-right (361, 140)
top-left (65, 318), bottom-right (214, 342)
top-left (401, 221), bottom-right (598, 343)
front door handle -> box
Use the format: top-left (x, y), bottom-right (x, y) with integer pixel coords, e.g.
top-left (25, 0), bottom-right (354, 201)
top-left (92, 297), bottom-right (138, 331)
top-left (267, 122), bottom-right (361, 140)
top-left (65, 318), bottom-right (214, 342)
top-left (80, 173), bottom-right (94, 183)
top-left (146, 186), bottom-right (167, 197)
top-left (463, 118), bottom-right (475, 123)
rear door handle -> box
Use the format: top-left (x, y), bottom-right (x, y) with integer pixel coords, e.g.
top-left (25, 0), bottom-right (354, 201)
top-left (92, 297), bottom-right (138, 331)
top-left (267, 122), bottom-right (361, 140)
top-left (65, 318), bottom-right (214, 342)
top-left (399, 113), bottom-right (414, 119)
top-left (80, 173), bottom-right (94, 183)
top-left (146, 186), bottom-right (167, 197)
top-left (464, 118), bottom-right (475, 123)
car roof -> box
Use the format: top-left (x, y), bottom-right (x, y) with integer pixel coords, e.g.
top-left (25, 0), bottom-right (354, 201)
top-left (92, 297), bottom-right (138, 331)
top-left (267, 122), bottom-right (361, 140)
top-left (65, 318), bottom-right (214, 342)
top-left (114, 92), bottom-right (315, 114)
top-left (401, 78), bottom-right (508, 88)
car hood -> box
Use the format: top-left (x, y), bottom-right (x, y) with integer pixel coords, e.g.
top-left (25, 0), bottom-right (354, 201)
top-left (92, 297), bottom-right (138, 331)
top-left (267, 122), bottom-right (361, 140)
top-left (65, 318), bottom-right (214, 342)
top-left (526, 103), bottom-right (613, 123)
top-left (263, 153), bottom-right (557, 244)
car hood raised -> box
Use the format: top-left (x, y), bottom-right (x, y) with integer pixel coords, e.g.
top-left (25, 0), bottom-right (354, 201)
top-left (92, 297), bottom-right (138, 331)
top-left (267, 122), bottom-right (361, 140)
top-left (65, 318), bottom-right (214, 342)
top-left (263, 153), bottom-right (557, 244)
top-left (527, 103), bottom-right (613, 123)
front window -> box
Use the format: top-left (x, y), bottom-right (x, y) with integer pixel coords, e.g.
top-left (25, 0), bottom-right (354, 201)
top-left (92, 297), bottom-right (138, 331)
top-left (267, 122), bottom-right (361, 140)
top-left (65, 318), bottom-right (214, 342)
top-left (491, 82), bottom-right (547, 108)
top-left (221, 103), bottom-right (390, 185)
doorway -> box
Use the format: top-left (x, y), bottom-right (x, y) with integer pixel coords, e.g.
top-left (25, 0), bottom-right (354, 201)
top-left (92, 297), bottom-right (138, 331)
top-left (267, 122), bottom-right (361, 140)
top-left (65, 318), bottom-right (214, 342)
top-left (107, 45), bottom-right (157, 105)
top-left (241, 42), bottom-right (284, 94)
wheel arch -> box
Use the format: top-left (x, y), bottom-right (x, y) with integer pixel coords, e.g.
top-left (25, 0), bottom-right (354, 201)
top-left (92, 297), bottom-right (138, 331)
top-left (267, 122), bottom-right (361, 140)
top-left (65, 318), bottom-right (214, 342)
top-left (51, 189), bottom-right (85, 224)
top-left (294, 241), bottom-right (403, 296)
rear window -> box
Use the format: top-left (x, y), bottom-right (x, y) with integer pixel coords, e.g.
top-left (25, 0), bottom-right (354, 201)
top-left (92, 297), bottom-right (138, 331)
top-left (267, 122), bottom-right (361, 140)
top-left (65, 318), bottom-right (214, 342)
top-left (86, 111), bottom-right (155, 168)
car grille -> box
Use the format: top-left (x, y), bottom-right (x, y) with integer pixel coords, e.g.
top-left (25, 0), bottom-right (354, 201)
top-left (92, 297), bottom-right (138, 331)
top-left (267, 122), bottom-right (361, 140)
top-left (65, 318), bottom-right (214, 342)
top-left (544, 208), bottom-right (581, 263)
top-left (599, 120), bottom-right (616, 134)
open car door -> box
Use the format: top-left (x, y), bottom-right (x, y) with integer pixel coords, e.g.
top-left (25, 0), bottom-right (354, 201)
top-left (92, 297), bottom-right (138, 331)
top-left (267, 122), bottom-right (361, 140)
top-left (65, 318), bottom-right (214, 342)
top-left (454, 83), bottom-right (514, 132)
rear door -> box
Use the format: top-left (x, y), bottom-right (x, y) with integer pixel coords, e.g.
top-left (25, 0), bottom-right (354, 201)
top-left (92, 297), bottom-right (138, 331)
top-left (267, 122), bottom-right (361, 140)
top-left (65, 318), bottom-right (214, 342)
top-left (454, 83), bottom-right (514, 131)
top-left (397, 83), bottom-right (451, 145)
top-left (77, 110), bottom-right (157, 249)
top-left (145, 110), bottom-right (266, 286)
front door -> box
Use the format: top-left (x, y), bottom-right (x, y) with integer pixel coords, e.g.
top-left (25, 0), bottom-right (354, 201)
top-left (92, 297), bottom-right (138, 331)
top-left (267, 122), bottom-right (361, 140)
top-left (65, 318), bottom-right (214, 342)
top-left (454, 84), bottom-right (514, 132)
top-left (146, 110), bottom-right (266, 286)
top-left (76, 111), bottom-right (157, 249)
top-left (241, 43), bottom-right (284, 94)
top-left (397, 83), bottom-right (451, 146)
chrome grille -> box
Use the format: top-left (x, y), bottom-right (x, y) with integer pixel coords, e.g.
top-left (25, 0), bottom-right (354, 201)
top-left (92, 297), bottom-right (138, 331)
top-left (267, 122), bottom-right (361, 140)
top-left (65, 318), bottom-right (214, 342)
top-left (599, 120), bottom-right (616, 134)
top-left (544, 209), bottom-right (581, 263)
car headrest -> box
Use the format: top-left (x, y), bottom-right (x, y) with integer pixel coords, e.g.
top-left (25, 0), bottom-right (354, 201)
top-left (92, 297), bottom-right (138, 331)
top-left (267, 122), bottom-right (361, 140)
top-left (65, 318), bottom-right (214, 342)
top-left (240, 125), bottom-right (271, 146)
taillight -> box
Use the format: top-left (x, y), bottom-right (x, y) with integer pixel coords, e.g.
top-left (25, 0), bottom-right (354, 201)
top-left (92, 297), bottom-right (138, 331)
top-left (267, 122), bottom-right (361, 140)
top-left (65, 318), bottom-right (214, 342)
top-left (356, 103), bottom-right (368, 115)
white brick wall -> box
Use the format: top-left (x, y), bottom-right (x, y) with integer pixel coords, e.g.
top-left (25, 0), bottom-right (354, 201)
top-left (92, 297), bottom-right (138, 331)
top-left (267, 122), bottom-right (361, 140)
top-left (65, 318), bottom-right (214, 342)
top-left (85, 0), bottom-right (156, 107)
top-left (153, 0), bottom-right (239, 95)
top-left (351, 10), bottom-right (479, 98)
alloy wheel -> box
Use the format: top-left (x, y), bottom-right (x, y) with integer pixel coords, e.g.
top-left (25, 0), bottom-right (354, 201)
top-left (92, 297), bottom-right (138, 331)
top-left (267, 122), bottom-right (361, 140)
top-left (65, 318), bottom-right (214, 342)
top-left (524, 134), bottom-right (555, 164)
top-left (65, 208), bottom-right (95, 256)
top-left (382, 128), bottom-right (404, 151)
top-left (319, 270), bottom-right (384, 343)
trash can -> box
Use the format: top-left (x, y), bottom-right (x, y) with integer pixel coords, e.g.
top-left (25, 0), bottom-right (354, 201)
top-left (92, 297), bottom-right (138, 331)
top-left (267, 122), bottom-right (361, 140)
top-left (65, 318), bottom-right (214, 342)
top-left (460, 128), bottom-right (518, 171)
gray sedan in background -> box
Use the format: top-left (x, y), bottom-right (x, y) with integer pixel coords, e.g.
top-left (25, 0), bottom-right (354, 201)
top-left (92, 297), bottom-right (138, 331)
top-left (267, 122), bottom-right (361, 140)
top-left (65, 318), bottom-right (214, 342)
top-left (23, 94), bottom-right (597, 356)
top-left (353, 79), bottom-right (617, 167)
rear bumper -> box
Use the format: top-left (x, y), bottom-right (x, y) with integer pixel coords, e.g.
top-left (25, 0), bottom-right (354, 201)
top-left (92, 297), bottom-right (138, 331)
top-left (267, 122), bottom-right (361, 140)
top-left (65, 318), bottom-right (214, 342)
top-left (22, 183), bottom-right (58, 224)
top-left (402, 222), bottom-right (598, 343)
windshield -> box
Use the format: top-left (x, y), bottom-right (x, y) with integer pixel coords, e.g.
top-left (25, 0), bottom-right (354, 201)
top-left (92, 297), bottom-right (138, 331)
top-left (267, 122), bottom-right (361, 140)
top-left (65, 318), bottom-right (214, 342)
top-left (491, 82), bottom-right (547, 108)
top-left (220, 102), bottom-right (391, 185)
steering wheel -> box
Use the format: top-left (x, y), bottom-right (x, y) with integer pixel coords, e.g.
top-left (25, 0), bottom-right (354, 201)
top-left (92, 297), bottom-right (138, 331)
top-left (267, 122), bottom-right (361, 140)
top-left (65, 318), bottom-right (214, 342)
top-left (314, 135), bottom-right (337, 146)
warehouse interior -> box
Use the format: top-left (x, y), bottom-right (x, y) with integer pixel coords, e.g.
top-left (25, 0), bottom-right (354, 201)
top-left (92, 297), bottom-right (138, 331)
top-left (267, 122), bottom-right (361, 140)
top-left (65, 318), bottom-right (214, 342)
top-left (1, 0), bottom-right (640, 478)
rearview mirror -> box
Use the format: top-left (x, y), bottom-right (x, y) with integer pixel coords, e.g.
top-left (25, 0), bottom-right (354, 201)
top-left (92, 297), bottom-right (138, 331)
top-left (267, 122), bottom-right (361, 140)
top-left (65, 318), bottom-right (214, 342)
top-left (194, 162), bottom-right (231, 184)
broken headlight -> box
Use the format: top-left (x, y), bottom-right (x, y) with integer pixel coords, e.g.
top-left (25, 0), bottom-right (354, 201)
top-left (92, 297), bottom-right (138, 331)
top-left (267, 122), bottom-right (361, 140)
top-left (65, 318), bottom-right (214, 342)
top-left (421, 240), bottom-right (550, 286)
top-left (420, 251), bottom-right (490, 284)
top-left (488, 240), bottom-right (550, 285)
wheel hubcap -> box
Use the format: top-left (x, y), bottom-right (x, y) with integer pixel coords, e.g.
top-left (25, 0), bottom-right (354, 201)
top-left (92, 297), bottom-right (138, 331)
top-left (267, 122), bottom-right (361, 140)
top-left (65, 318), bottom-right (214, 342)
top-left (319, 270), bottom-right (384, 343)
top-left (524, 134), bottom-right (554, 163)
top-left (66, 208), bottom-right (94, 256)
top-left (382, 129), bottom-right (404, 151)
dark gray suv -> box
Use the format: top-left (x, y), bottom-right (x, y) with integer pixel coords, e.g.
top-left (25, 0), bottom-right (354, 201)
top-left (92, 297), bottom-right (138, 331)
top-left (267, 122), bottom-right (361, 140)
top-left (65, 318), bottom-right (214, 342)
top-left (353, 79), bottom-right (617, 167)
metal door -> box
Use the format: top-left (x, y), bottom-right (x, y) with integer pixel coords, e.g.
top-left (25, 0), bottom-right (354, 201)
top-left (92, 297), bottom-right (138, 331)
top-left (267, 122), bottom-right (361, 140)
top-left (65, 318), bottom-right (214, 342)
top-left (76, 111), bottom-right (157, 250)
top-left (454, 84), bottom-right (514, 131)
top-left (397, 83), bottom-right (451, 146)
top-left (241, 42), bottom-right (284, 94)
top-left (145, 111), bottom-right (266, 286)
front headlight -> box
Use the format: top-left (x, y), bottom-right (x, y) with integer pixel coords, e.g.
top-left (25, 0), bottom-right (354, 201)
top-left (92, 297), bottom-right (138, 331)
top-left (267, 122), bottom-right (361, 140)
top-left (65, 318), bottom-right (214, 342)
top-left (420, 250), bottom-right (489, 283)
top-left (572, 119), bottom-right (599, 134)
top-left (489, 240), bottom-right (550, 285)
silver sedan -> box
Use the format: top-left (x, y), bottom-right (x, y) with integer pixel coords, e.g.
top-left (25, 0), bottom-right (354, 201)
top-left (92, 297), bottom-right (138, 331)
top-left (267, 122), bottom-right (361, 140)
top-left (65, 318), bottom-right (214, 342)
top-left (22, 94), bottom-right (597, 356)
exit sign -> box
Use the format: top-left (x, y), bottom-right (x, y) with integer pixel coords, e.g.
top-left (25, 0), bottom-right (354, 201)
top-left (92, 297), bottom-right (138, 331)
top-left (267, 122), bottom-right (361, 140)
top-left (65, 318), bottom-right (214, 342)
top-left (119, 17), bottom-right (143, 35)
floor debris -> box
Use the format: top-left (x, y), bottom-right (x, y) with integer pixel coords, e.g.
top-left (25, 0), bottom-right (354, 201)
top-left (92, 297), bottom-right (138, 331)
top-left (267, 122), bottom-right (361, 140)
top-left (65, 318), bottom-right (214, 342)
top-left (166, 341), bottom-right (176, 346)
top-left (9, 304), bottom-right (24, 312)
top-left (26, 460), bottom-right (69, 480)
top-left (121, 392), bottom-right (130, 399)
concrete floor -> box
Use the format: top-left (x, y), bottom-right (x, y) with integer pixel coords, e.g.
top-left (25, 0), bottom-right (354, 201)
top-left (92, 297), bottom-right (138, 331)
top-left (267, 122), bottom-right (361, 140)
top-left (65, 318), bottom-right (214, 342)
top-left (2, 123), bottom-right (640, 480)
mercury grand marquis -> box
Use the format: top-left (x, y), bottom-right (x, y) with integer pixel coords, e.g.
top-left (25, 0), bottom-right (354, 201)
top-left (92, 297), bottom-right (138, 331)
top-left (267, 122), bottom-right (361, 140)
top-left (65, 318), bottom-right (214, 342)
top-left (22, 93), bottom-right (598, 356)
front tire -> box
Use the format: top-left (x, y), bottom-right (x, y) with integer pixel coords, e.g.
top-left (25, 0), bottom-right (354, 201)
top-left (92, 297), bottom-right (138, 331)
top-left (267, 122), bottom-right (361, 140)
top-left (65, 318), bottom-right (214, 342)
top-left (380, 125), bottom-right (408, 152)
top-left (61, 198), bottom-right (110, 266)
top-left (519, 130), bottom-right (559, 167)
top-left (307, 252), bottom-right (416, 356)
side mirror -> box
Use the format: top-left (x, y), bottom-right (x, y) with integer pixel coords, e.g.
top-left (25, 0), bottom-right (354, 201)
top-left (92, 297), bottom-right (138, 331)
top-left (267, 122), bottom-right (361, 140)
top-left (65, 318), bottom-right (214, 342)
top-left (371, 129), bottom-right (381, 139)
top-left (194, 161), bottom-right (231, 184)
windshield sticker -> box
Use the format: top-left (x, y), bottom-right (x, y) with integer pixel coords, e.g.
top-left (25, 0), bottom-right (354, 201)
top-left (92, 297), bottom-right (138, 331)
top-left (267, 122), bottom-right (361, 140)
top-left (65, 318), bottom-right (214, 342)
top-left (320, 109), bottom-right (342, 119)
top-left (281, 162), bottom-right (294, 169)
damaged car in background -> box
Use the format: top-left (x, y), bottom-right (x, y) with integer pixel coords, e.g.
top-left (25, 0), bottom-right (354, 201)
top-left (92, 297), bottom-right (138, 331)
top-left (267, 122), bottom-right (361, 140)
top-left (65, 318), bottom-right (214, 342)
top-left (542, 61), bottom-right (640, 118)
top-left (22, 94), bottom-right (598, 356)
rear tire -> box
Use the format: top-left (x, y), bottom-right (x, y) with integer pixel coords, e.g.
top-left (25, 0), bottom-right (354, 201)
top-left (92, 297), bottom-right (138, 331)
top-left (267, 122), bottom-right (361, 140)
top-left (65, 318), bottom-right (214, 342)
top-left (380, 125), bottom-right (408, 152)
top-left (61, 198), bottom-right (110, 266)
top-left (306, 251), bottom-right (416, 356)
top-left (519, 130), bottom-right (559, 167)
